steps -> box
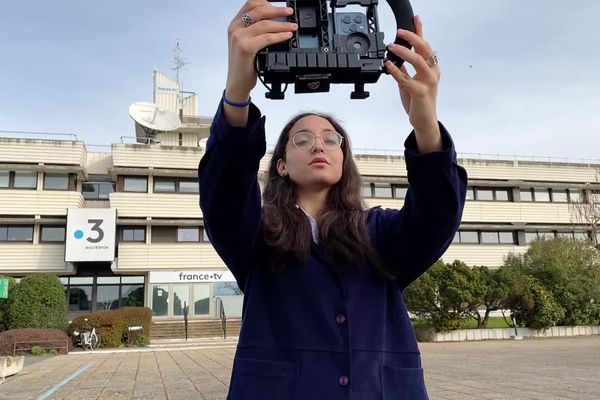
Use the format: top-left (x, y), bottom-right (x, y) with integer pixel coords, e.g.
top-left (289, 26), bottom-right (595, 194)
top-left (150, 318), bottom-right (242, 341)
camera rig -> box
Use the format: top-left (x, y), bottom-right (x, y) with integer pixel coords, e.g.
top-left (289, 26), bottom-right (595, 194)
top-left (257, 0), bottom-right (415, 100)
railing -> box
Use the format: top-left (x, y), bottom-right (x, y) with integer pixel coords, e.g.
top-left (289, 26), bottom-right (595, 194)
top-left (215, 297), bottom-right (227, 339)
top-left (0, 130), bottom-right (78, 141)
top-left (12, 339), bottom-right (69, 356)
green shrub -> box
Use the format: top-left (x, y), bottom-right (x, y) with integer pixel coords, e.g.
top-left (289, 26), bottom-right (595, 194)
top-left (0, 328), bottom-right (71, 356)
top-left (70, 307), bottom-right (152, 348)
top-left (0, 276), bottom-right (17, 332)
top-left (8, 274), bottom-right (67, 330)
top-left (30, 345), bottom-right (45, 356)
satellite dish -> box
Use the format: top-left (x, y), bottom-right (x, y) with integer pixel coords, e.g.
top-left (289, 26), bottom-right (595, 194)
top-left (128, 102), bottom-right (181, 143)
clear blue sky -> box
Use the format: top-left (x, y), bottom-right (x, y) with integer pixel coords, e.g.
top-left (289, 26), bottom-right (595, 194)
top-left (1, 0), bottom-right (599, 159)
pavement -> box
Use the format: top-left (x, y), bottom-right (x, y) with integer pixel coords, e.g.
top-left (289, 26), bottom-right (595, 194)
top-left (1, 336), bottom-right (599, 399)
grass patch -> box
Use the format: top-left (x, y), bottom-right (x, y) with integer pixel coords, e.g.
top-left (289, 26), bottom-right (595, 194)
top-left (462, 317), bottom-right (510, 329)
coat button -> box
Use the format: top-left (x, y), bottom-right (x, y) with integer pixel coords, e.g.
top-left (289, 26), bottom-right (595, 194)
top-left (338, 375), bottom-right (349, 386)
top-left (336, 314), bottom-right (346, 325)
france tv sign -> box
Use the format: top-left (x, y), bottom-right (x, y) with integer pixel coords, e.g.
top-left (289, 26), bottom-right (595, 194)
top-left (65, 208), bottom-right (117, 262)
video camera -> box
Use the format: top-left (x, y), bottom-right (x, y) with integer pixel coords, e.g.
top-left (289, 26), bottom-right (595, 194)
top-left (257, 0), bottom-right (415, 100)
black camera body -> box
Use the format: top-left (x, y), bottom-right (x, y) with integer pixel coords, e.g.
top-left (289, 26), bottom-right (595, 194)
top-left (257, 0), bottom-right (415, 99)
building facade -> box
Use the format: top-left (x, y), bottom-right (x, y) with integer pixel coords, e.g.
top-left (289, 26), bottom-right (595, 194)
top-left (2, 76), bottom-right (599, 321)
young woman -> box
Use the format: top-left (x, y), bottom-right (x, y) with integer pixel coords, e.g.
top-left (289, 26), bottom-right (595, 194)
top-left (198, 1), bottom-right (467, 399)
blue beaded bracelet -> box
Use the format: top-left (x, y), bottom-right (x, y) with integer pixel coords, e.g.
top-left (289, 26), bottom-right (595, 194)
top-left (222, 90), bottom-right (251, 107)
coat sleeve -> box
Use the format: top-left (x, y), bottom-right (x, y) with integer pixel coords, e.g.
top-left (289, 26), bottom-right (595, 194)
top-left (198, 100), bottom-right (266, 289)
top-left (368, 123), bottom-right (468, 289)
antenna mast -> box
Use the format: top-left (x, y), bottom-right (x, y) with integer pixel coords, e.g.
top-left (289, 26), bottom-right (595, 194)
top-left (172, 40), bottom-right (189, 113)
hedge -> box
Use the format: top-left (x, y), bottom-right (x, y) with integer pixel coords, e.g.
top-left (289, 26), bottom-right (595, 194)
top-left (70, 307), bottom-right (152, 348)
top-left (8, 274), bottom-right (67, 330)
top-left (0, 328), bottom-right (71, 356)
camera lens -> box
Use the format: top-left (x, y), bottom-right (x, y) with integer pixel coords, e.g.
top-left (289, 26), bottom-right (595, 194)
top-left (346, 33), bottom-right (370, 55)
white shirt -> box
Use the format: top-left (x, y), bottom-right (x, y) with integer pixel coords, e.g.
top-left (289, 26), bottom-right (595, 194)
top-left (296, 205), bottom-right (319, 243)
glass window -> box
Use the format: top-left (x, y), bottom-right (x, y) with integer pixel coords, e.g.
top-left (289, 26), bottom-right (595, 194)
top-left (557, 232), bottom-right (574, 239)
top-left (213, 281), bottom-right (242, 296)
top-left (97, 277), bottom-right (121, 284)
top-left (539, 232), bottom-right (554, 240)
top-left (7, 226), bottom-right (33, 241)
top-left (520, 189), bottom-right (533, 202)
top-left (121, 285), bottom-right (144, 307)
top-left (373, 183), bottom-right (392, 198)
top-left (41, 226), bottom-right (65, 242)
top-left (465, 188), bottom-right (475, 201)
top-left (525, 232), bottom-right (538, 244)
top-left (452, 231), bottom-right (459, 243)
top-left (13, 171), bottom-right (37, 189)
top-left (179, 181), bottom-right (199, 193)
top-left (481, 231), bottom-right (499, 244)
top-left (552, 189), bottom-right (568, 203)
top-left (0, 171), bottom-right (9, 188)
top-left (495, 189), bottom-right (510, 201)
top-left (173, 284), bottom-right (190, 316)
top-left (459, 231), bottom-right (479, 244)
top-left (98, 183), bottom-right (114, 199)
top-left (152, 284), bottom-right (169, 316)
top-left (499, 231), bottom-right (515, 244)
top-left (123, 177), bottom-right (147, 192)
top-left (122, 276), bottom-right (145, 284)
top-left (361, 184), bottom-right (372, 197)
top-left (574, 232), bottom-right (589, 241)
top-left (394, 186), bottom-right (408, 199)
top-left (154, 180), bottom-right (176, 193)
top-left (0, 226), bottom-right (7, 241)
top-left (193, 284), bottom-right (211, 315)
top-left (82, 183), bottom-right (98, 199)
top-left (122, 228), bottom-right (145, 242)
top-left (97, 285), bottom-right (120, 310)
top-left (44, 173), bottom-right (69, 190)
top-left (569, 189), bottom-right (583, 203)
top-left (69, 277), bottom-right (94, 285)
top-left (534, 188), bottom-right (551, 202)
top-left (476, 189), bottom-right (494, 201)
top-left (68, 286), bottom-right (92, 311)
top-left (202, 228), bottom-right (210, 242)
top-left (178, 227), bottom-right (200, 242)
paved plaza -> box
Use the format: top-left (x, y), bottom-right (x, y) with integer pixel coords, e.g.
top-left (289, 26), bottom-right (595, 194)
top-left (1, 336), bottom-right (599, 399)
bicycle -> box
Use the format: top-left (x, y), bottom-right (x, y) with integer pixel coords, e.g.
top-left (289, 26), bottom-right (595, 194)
top-left (73, 318), bottom-right (101, 350)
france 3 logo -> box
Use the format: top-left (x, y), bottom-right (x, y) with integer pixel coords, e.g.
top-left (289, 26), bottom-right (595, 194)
top-left (72, 219), bottom-right (105, 243)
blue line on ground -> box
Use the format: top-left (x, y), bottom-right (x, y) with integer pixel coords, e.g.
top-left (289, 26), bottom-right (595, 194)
top-left (35, 361), bottom-right (95, 400)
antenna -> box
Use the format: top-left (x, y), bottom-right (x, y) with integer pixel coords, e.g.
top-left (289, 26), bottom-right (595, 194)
top-left (172, 40), bottom-right (190, 112)
top-left (128, 102), bottom-right (181, 144)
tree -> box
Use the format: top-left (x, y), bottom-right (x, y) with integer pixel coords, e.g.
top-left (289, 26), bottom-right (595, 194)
top-left (504, 237), bottom-right (600, 325)
top-left (8, 274), bottom-right (67, 329)
top-left (471, 266), bottom-right (510, 328)
top-left (569, 181), bottom-right (600, 249)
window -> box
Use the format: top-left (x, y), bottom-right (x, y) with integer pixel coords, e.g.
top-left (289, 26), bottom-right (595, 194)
top-left (82, 182), bottom-right (115, 199)
top-left (520, 189), bottom-right (533, 202)
top-left (123, 177), bottom-right (148, 192)
top-left (202, 228), bottom-right (210, 242)
top-left (574, 232), bottom-right (589, 241)
top-left (552, 189), bottom-right (569, 203)
top-left (178, 227), bottom-right (200, 242)
top-left (476, 189), bottom-right (494, 201)
top-left (459, 231), bottom-right (479, 244)
top-left (154, 179), bottom-right (176, 193)
top-left (43, 173), bottom-right (69, 190)
top-left (13, 171), bottom-right (37, 189)
top-left (154, 178), bottom-right (199, 193)
top-left (495, 189), bottom-right (510, 201)
top-left (393, 185), bottom-right (408, 199)
top-left (0, 226), bottom-right (34, 242)
top-left (373, 183), bottom-right (392, 198)
top-left (361, 183), bottom-right (372, 197)
top-left (499, 231), bottom-right (516, 244)
top-left (525, 232), bottom-right (539, 244)
top-left (569, 189), bottom-right (583, 203)
top-left (481, 231), bottom-right (500, 244)
top-left (122, 227), bottom-right (146, 242)
top-left (0, 171), bottom-right (8, 188)
top-left (534, 188), bottom-right (551, 202)
top-left (41, 226), bottom-right (66, 242)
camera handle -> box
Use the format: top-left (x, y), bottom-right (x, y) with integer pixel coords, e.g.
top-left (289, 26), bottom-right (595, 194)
top-left (383, 0), bottom-right (415, 66)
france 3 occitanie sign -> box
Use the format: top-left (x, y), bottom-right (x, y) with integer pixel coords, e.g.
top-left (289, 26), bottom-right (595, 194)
top-left (65, 208), bottom-right (117, 262)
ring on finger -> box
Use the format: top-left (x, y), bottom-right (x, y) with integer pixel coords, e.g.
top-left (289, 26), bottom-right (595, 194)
top-left (241, 11), bottom-right (255, 27)
top-left (425, 51), bottom-right (440, 67)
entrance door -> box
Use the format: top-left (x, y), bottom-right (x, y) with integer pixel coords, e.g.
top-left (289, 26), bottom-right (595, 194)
top-left (150, 283), bottom-right (212, 318)
top-left (192, 284), bottom-right (211, 316)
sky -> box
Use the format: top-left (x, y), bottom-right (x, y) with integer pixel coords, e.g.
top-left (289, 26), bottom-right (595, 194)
top-left (1, 0), bottom-right (599, 160)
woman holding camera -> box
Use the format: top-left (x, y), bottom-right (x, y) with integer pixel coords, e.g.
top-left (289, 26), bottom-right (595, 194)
top-left (198, 1), bottom-right (467, 398)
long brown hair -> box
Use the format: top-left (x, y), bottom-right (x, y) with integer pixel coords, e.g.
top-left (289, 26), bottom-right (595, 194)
top-left (262, 112), bottom-right (394, 278)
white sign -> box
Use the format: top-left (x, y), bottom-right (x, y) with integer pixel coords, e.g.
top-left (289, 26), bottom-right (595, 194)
top-left (65, 208), bottom-right (117, 262)
top-left (149, 271), bottom-right (236, 283)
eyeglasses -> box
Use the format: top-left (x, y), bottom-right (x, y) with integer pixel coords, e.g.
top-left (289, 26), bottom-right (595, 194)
top-left (289, 130), bottom-right (344, 151)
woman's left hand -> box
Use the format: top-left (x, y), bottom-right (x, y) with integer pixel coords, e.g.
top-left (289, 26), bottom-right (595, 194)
top-left (386, 15), bottom-right (442, 152)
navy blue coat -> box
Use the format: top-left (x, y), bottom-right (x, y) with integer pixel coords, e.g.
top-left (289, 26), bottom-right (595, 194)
top-left (198, 102), bottom-right (467, 400)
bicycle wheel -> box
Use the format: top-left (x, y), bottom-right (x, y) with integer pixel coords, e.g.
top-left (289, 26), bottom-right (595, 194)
top-left (90, 332), bottom-right (101, 350)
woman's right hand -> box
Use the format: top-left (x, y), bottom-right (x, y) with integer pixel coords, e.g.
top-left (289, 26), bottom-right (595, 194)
top-left (225, 1), bottom-right (297, 103)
